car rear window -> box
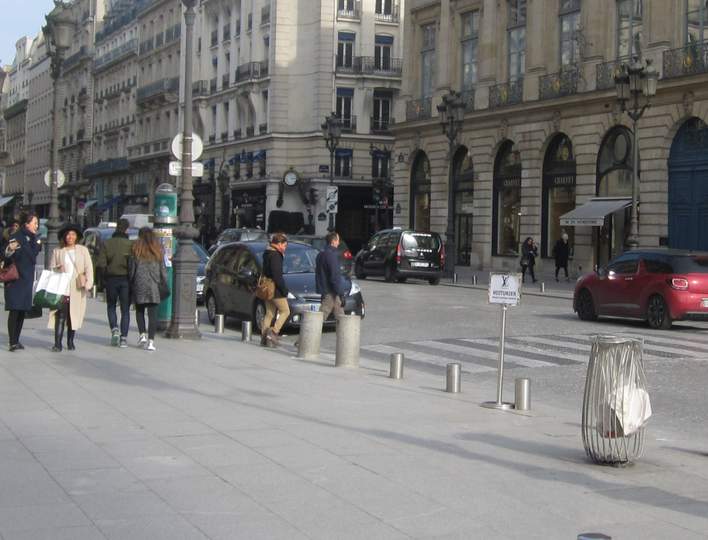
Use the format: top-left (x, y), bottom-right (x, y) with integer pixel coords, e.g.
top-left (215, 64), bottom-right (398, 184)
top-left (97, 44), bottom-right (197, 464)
top-left (401, 233), bottom-right (440, 251)
top-left (671, 256), bottom-right (708, 274)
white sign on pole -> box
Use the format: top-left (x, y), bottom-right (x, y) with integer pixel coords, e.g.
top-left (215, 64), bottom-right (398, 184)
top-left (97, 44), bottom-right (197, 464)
top-left (168, 161), bottom-right (204, 177)
top-left (170, 133), bottom-right (204, 161)
top-left (44, 169), bottom-right (66, 188)
top-left (488, 272), bottom-right (522, 306)
top-left (326, 186), bottom-right (339, 214)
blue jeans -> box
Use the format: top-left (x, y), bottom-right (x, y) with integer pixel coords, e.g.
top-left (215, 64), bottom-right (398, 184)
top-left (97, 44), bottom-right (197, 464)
top-left (105, 276), bottom-right (130, 337)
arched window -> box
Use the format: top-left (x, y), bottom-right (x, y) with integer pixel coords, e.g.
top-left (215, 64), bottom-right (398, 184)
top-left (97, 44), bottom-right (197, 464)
top-left (542, 134), bottom-right (576, 257)
top-left (597, 126), bottom-right (633, 197)
top-left (410, 152), bottom-right (431, 231)
top-left (453, 147), bottom-right (474, 265)
top-left (493, 141), bottom-right (522, 256)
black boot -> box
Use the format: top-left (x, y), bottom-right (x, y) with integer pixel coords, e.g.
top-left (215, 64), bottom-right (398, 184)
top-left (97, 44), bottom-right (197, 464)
top-left (52, 310), bottom-right (66, 352)
top-left (67, 330), bottom-right (76, 351)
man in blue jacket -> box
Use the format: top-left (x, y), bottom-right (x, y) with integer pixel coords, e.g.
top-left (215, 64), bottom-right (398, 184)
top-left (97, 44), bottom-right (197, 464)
top-left (315, 231), bottom-right (347, 322)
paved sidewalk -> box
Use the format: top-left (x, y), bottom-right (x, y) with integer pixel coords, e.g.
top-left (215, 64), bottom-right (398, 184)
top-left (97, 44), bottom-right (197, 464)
top-left (0, 299), bottom-right (706, 539)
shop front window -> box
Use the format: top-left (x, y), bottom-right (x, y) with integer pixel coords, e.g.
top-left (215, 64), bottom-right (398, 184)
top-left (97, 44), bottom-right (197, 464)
top-left (453, 147), bottom-right (474, 265)
top-left (493, 141), bottom-right (522, 256)
top-left (542, 134), bottom-right (576, 258)
top-left (410, 152), bottom-right (431, 231)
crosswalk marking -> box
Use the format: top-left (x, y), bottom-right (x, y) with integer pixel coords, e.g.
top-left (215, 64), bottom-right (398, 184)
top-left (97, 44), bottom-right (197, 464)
top-left (422, 339), bottom-right (561, 368)
top-left (362, 343), bottom-right (496, 374)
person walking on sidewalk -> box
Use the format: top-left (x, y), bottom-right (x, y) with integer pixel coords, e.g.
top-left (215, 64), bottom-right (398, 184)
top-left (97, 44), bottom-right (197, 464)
top-left (48, 225), bottom-right (94, 352)
top-left (3, 212), bottom-right (41, 351)
top-left (315, 231), bottom-right (347, 324)
top-left (260, 232), bottom-right (290, 348)
top-left (129, 227), bottom-right (167, 352)
top-left (553, 232), bottom-right (571, 282)
top-left (520, 236), bottom-right (538, 284)
top-left (96, 218), bottom-right (134, 347)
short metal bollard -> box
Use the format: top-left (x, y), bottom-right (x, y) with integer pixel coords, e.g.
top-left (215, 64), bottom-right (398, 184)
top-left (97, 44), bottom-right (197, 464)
top-left (472, 274), bottom-right (478, 285)
top-left (539, 282), bottom-right (545, 293)
top-left (214, 314), bottom-right (225, 334)
top-left (446, 363), bottom-right (461, 393)
top-left (452, 273), bottom-right (458, 284)
top-left (91, 285), bottom-right (97, 299)
top-left (582, 336), bottom-right (651, 465)
top-left (389, 353), bottom-right (404, 379)
top-left (515, 378), bottom-right (531, 411)
top-left (335, 314), bottom-right (360, 368)
top-left (241, 320), bottom-right (252, 342)
top-left (194, 309), bottom-right (200, 327)
top-left (578, 534), bottom-right (611, 540)
top-left (298, 311), bottom-right (324, 359)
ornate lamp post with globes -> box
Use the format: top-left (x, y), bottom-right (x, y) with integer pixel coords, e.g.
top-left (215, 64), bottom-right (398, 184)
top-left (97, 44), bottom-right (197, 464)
top-left (166, 0), bottom-right (201, 339)
top-left (613, 57), bottom-right (658, 250)
top-left (321, 113), bottom-right (342, 231)
top-left (42, 1), bottom-right (74, 266)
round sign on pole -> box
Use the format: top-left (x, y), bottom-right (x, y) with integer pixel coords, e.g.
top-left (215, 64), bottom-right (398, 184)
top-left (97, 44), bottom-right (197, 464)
top-left (171, 133), bottom-right (203, 161)
top-left (44, 169), bottom-right (66, 188)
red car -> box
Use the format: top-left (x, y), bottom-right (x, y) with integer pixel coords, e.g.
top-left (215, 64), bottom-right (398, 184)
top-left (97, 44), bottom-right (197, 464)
top-left (574, 249), bottom-right (708, 329)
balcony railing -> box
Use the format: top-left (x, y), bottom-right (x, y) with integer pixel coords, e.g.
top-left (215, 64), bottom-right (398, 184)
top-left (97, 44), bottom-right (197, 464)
top-left (235, 61), bottom-right (269, 82)
top-left (488, 79), bottom-right (523, 108)
top-left (359, 57), bottom-right (403, 76)
top-left (94, 38), bottom-right (138, 71)
top-left (374, 3), bottom-right (400, 23)
top-left (193, 80), bottom-right (209, 97)
top-left (211, 30), bottom-right (218, 47)
top-left (539, 68), bottom-right (579, 100)
top-left (165, 24), bottom-right (181, 44)
top-left (246, 126), bottom-right (255, 137)
top-left (259, 123), bottom-right (268, 134)
top-left (136, 77), bottom-right (179, 103)
top-left (222, 73), bottom-right (230, 88)
top-left (155, 32), bottom-right (164, 47)
top-left (337, 115), bottom-right (357, 132)
top-left (139, 38), bottom-right (154, 54)
top-left (223, 24), bottom-right (231, 42)
top-left (261, 5), bottom-right (270, 25)
top-left (83, 157), bottom-right (130, 178)
top-left (370, 116), bottom-right (394, 133)
top-left (209, 78), bottom-right (217, 93)
top-left (460, 89), bottom-right (475, 112)
top-left (596, 59), bottom-right (624, 90)
top-left (233, 129), bottom-right (242, 140)
top-left (337, 1), bottom-right (361, 20)
top-left (406, 98), bottom-right (432, 121)
top-left (63, 46), bottom-right (89, 71)
top-left (663, 43), bottom-right (708, 79)
top-left (221, 131), bottom-right (229, 142)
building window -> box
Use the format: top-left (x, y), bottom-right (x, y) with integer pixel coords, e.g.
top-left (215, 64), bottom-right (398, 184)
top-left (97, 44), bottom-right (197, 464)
top-left (461, 11), bottom-right (479, 90)
top-left (420, 24), bottom-right (436, 99)
top-left (374, 35), bottom-right (393, 70)
top-left (211, 105), bottom-right (217, 138)
top-left (336, 88), bottom-right (353, 124)
top-left (375, 0), bottom-right (392, 15)
top-left (617, 0), bottom-right (643, 58)
top-left (337, 32), bottom-right (355, 68)
top-left (542, 134), bottom-right (576, 258)
top-left (508, 0), bottom-right (526, 81)
top-left (560, 1), bottom-right (581, 66)
top-left (335, 149), bottom-right (352, 178)
top-left (371, 151), bottom-right (389, 179)
top-left (687, 0), bottom-right (708, 43)
top-left (339, 0), bottom-right (354, 10)
top-left (410, 152), bottom-right (431, 231)
top-left (372, 90), bottom-right (392, 130)
top-left (493, 141), bottom-right (522, 256)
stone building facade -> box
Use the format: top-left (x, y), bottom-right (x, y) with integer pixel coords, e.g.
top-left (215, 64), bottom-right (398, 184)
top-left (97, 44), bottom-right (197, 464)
top-left (392, 0), bottom-right (708, 276)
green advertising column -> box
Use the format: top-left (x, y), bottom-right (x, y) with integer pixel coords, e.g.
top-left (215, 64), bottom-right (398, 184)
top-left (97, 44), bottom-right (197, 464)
top-left (154, 183), bottom-right (178, 330)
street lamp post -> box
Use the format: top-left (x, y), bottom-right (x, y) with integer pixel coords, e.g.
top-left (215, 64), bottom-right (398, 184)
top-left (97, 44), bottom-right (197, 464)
top-left (321, 113), bottom-right (342, 232)
top-left (614, 57), bottom-right (658, 250)
top-left (437, 90), bottom-right (465, 277)
top-left (43, 2), bottom-right (74, 267)
top-left (166, 0), bottom-right (201, 340)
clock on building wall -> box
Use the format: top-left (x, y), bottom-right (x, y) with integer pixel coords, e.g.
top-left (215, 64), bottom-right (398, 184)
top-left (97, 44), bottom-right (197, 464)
top-left (283, 168), bottom-right (299, 187)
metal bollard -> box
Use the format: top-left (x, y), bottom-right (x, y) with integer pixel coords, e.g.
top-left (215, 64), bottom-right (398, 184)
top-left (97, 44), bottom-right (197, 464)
top-left (578, 534), bottom-right (611, 540)
top-left (389, 353), bottom-right (404, 379)
top-left (214, 314), bottom-right (225, 333)
top-left (335, 314), bottom-right (361, 368)
top-left (297, 311), bottom-right (324, 359)
top-left (195, 309), bottom-right (200, 327)
top-left (540, 282), bottom-right (545, 293)
top-left (515, 378), bottom-right (531, 411)
top-left (452, 273), bottom-right (458, 284)
top-left (241, 320), bottom-right (252, 342)
top-left (91, 285), bottom-right (97, 299)
top-left (472, 274), bottom-right (478, 285)
top-left (446, 363), bottom-right (461, 393)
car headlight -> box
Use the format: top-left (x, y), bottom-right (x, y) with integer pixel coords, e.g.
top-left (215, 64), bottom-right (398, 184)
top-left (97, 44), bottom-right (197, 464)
top-left (349, 281), bottom-right (361, 295)
top-left (287, 292), bottom-right (296, 299)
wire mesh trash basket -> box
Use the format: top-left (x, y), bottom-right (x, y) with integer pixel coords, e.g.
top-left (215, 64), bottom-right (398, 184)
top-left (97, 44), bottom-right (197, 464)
top-left (581, 336), bottom-right (651, 465)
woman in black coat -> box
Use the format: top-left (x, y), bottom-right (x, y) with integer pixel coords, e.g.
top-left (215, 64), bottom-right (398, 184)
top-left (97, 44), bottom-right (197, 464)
top-left (520, 236), bottom-right (538, 284)
top-left (4, 213), bottom-right (42, 351)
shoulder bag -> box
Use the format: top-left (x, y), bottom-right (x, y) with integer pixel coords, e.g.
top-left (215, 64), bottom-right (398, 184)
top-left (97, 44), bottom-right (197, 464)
top-left (0, 260), bottom-right (19, 283)
top-left (254, 275), bottom-right (275, 301)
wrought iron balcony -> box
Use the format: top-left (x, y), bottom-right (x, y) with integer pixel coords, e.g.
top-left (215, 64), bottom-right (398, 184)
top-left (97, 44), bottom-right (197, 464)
top-left (359, 57), bottom-right (403, 76)
top-left (94, 39), bottom-right (138, 72)
top-left (461, 89), bottom-right (475, 112)
top-left (596, 59), bottom-right (624, 90)
top-left (165, 24), bottom-right (180, 44)
top-left (209, 78), bottom-right (217, 93)
top-left (136, 77), bottom-right (179, 104)
top-left (259, 123), bottom-right (268, 134)
top-left (488, 79), bottom-right (523, 108)
top-left (405, 98), bottom-right (432, 121)
top-left (338, 115), bottom-right (357, 132)
top-left (155, 32), bottom-right (164, 47)
top-left (246, 126), bottom-right (255, 137)
top-left (233, 129), bottom-right (242, 140)
top-left (235, 61), bottom-right (269, 82)
top-left (222, 73), bottom-right (230, 88)
top-left (139, 38), bottom-right (154, 54)
top-left (539, 68), bottom-right (579, 100)
top-left (83, 157), bottom-right (130, 178)
top-left (370, 116), bottom-right (394, 134)
top-left (193, 80), bottom-right (209, 97)
top-left (663, 43), bottom-right (708, 79)
top-left (221, 131), bottom-right (229, 142)
top-left (209, 135), bottom-right (216, 144)
top-left (337, 1), bottom-right (361, 20)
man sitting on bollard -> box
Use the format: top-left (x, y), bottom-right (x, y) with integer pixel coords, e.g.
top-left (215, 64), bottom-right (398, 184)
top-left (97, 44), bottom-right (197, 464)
top-left (315, 231), bottom-right (347, 325)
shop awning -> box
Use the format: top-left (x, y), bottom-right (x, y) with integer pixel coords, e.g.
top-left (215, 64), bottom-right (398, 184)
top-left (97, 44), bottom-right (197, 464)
top-left (0, 195), bottom-right (14, 208)
top-left (560, 197), bottom-right (631, 227)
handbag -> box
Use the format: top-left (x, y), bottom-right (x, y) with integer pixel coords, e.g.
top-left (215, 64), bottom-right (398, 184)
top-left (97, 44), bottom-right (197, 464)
top-left (254, 275), bottom-right (275, 301)
top-left (25, 305), bottom-right (42, 320)
top-left (0, 261), bottom-right (19, 283)
top-left (33, 269), bottom-right (72, 309)
top-left (520, 257), bottom-right (529, 267)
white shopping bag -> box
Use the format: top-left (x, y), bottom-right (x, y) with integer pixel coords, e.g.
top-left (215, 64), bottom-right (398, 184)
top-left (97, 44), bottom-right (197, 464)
top-left (33, 269), bottom-right (72, 308)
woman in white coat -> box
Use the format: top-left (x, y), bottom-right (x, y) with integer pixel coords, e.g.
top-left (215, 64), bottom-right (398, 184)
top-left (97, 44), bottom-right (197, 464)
top-left (48, 224), bottom-right (94, 352)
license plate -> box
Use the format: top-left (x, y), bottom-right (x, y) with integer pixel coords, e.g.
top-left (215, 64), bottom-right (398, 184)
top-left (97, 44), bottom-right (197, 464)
top-left (309, 303), bottom-right (320, 312)
top-left (702, 298), bottom-right (708, 308)
top-left (411, 262), bottom-right (429, 268)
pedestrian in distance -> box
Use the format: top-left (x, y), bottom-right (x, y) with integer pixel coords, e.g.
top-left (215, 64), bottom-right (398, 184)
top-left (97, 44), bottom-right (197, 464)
top-left (96, 218), bottom-right (134, 347)
top-left (3, 212), bottom-right (42, 351)
top-left (553, 232), bottom-right (571, 282)
top-left (129, 227), bottom-right (168, 352)
top-left (260, 232), bottom-right (290, 348)
top-left (0, 218), bottom-right (20, 254)
top-left (48, 224), bottom-right (94, 352)
top-left (520, 236), bottom-right (538, 284)
top-left (315, 231), bottom-right (348, 324)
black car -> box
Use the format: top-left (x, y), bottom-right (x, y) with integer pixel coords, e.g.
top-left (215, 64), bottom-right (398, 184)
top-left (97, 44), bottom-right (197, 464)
top-left (208, 228), bottom-right (269, 254)
top-left (288, 234), bottom-right (354, 276)
top-left (204, 241), bottom-right (365, 332)
top-left (354, 229), bottom-right (444, 285)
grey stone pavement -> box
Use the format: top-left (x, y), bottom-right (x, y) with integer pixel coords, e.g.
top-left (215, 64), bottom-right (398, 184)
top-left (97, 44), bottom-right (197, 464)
top-left (0, 298), bottom-right (707, 539)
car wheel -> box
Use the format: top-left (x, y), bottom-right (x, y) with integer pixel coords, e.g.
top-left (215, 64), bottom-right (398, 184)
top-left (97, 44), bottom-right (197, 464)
top-left (576, 289), bottom-right (597, 321)
top-left (206, 292), bottom-right (219, 324)
top-left (354, 261), bottom-right (366, 279)
top-left (396, 276), bottom-right (407, 283)
top-left (252, 300), bottom-right (267, 334)
top-left (428, 277), bottom-right (440, 286)
top-left (384, 264), bottom-right (396, 283)
top-left (647, 294), bottom-right (672, 330)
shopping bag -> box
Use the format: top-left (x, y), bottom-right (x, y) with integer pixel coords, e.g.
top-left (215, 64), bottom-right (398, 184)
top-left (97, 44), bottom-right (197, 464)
top-left (33, 270), bottom-right (72, 309)
top-left (596, 358), bottom-right (652, 438)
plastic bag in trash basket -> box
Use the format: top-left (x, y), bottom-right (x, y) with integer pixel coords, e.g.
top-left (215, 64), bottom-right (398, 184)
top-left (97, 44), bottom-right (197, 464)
top-left (597, 385), bottom-right (652, 438)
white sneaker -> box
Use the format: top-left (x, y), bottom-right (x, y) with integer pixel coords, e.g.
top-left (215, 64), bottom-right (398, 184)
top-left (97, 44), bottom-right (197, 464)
top-left (137, 333), bottom-right (147, 346)
top-left (146, 340), bottom-right (156, 351)
top-left (110, 328), bottom-right (120, 347)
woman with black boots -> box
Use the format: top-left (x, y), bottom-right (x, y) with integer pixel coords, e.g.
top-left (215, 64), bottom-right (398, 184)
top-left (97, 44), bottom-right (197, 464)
top-left (48, 225), bottom-right (93, 352)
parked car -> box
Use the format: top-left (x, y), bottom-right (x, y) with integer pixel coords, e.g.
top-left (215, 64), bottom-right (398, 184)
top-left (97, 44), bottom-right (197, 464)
top-left (208, 228), bottom-right (269, 254)
top-left (288, 234), bottom-right (354, 276)
top-left (204, 241), bottom-right (365, 332)
top-left (574, 249), bottom-right (708, 329)
top-left (354, 228), bottom-right (444, 285)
